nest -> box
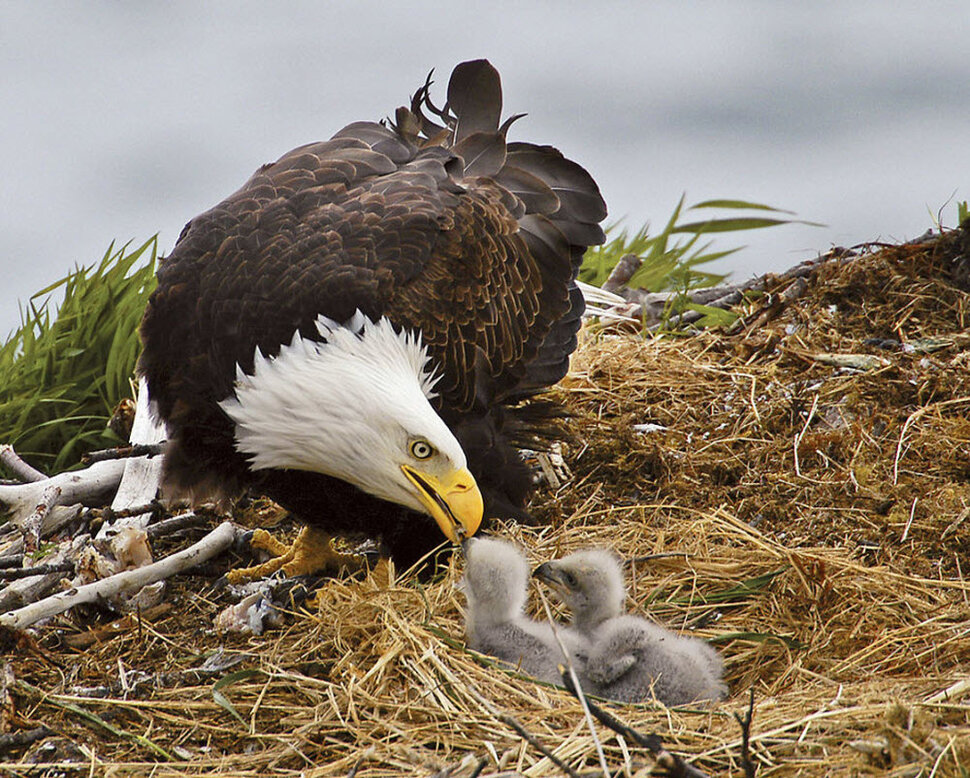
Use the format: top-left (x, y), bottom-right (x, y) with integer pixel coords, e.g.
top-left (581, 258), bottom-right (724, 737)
top-left (5, 228), bottom-right (970, 776)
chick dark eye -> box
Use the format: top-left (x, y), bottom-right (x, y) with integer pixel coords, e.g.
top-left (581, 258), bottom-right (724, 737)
top-left (564, 572), bottom-right (578, 587)
top-left (410, 440), bottom-right (435, 460)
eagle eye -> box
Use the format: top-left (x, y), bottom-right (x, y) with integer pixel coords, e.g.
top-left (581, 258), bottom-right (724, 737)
top-left (410, 440), bottom-right (435, 460)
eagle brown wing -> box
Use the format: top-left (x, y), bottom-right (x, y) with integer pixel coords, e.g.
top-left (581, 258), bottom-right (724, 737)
top-left (139, 59), bottom-right (605, 500)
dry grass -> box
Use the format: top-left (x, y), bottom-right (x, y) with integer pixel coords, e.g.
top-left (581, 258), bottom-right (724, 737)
top-left (4, 228), bottom-right (970, 776)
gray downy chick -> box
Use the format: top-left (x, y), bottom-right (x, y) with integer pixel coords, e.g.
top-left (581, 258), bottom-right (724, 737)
top-left (585, 615), bottom-right (728, 705)
top-left (534, 548), bottom-right (727, 705)
top-left (462, 537), bottom-right (590, 686)
top-left (533, 548), bottom-right (626, 637)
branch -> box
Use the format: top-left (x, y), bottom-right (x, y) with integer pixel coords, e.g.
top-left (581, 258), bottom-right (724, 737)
top-left (0, 534), bottom-right (90, 615)
top-left (82, 443), bottom-right (165, 464)
top-left (0, 445), bottom-right (46, 483)
top-left (0, 460), bottom-right (126, 523)
top-left (602, 253), bottom-right (644, 293)
top-left (592, 243), bottom-right (851, 331)
top-left (0, 521), bottom-right (239, 630)
top-left (733, 688), bottom-right (757, 778)
top-left (0, 562), bottom-right (75, 581)
top-left (146, 511), bottom-right (206, 539)
top-left (18, 483), bottom-right (63, 552)
top-left (99, 377), bottom-right (167, 538)
top-left (62, 603), bottom-right (173, 650)
top-left (726, 276), bottom-right (809, 335)
top-left (0, 505), bottom-right (87, 566)
top-left (0, 726), bottom-right (53, 756)
top-left (98, 501), bottom-right (164, 523)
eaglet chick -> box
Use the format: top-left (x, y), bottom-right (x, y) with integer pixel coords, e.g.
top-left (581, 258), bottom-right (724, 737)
top-left (462, 537), bottom-right (590, 686)
top-left (534, 548), bottom-right (727, 705)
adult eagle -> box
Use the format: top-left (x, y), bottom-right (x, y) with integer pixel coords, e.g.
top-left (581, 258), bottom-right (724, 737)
top-left (139, 60), bottom-right (606, 577)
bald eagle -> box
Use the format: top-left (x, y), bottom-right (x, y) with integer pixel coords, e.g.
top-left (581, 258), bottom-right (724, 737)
top-left (139, 60), bottom-right (606, 575)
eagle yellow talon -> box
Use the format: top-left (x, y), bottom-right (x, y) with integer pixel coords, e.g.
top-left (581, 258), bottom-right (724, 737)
top-left (226, 526), bottom-right (364, 583)
top-left (248, 528), bottom-right (295, 557)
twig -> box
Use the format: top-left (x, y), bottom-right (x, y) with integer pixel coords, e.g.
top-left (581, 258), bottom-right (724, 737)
top-left (601, 250), bottom-right (827, 331)
top-left (925, 677), bottom-right (970, 704)
top-left (535, 586), bottom-right (610, 778)
top-left (62, 603), bottom-right (173, 650)
top-left (0, 445), bottom-right (46, 483)
top-left (602, 253), bottom-right (643, 293)
top-left (596, 240), bottom-right (906, 333)
top-left (0, 562), bottom-right (74, 581)
top-left (346, 748), bottom-right (375, 778)
top-left (146, 511), bottom-right (206, 538)
top-left (19, 484), bottom-right (62, 552)
top-left (901, 497), bottom-right (918, 542)
top-left (0, 504), bottom-right (86, 573)
top-left (82, 443), bottom-right (166, 464)
top-left (560, 672), bottom-right (661, 753)
top-left (0, 726), bottom-right (53, 756)
top-left (941, 506), bottom-right (970, 541)
top-left (0, 521), bottom-right (239, 630)
top-left (560, 672), bottom-right (710, 778)
top-left (0, 535), bottom-right (89, 615)
top-left (99, 501), bottom-right (164, 522)
top-left (733, 688), bottom-right (756, 778)
top-left (63, 646), bottom-right (247, 694)
top-left (466, 684), bottom-right (582, 778)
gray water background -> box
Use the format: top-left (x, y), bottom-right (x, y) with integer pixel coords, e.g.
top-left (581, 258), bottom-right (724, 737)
top-left (2, 1), bottom-right (969, 336)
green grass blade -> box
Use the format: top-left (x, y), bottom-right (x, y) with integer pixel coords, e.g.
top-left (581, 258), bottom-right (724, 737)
top-left (673, 216), bottom-right (824, 233)
top-left (691, 199), bottom-right (796, 213)
top-left (16, 680), bottom-right (175, 761)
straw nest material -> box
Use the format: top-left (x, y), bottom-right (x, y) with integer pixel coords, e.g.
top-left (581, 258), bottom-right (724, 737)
top-left (5, 226), bottom-right (970, 776)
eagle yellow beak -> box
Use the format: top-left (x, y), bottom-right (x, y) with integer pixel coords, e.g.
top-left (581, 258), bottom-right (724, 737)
top-left (401, 465), bottom-right (483, 543)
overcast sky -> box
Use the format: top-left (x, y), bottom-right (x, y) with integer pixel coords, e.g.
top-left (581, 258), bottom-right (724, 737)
top-left (2, 1), bottom-right (969, 336)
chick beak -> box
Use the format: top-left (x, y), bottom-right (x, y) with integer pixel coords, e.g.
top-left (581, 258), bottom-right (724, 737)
top-left (533, 562), bottom-right (567, 593)
top-left (533, 562), bottom-right (556, 583)
top-left (401, 465), bottom-right (483, 543)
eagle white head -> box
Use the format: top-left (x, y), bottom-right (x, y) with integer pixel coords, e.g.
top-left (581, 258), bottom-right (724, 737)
top-left (219, 312), bottom-right (483, 543)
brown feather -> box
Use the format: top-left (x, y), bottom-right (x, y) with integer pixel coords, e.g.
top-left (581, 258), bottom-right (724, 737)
top-left (446, 59), bottom-right (503, 143)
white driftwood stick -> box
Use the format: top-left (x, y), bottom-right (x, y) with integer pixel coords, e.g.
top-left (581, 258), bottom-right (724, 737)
top-left (0, 521), bottom-right (239, 630)
top-left (0, 535), bottom-right (89, 615)
top-left (0, 506), bottom-right (80, 561)
top-left (0, 444), bottom-right (47, 483)
top-left (0, 460), bottom-right (126, 521)
top-left (925, 678), bottom-right (970, 704)
top-left (101, 377), bottom-right (167, 537)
